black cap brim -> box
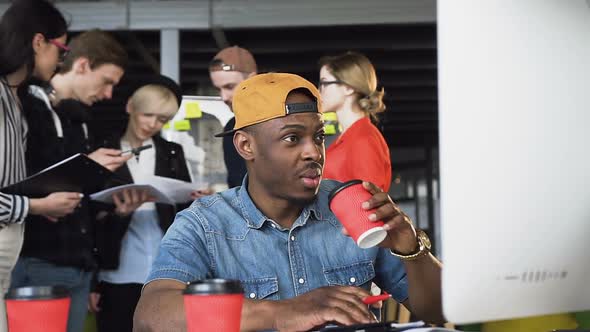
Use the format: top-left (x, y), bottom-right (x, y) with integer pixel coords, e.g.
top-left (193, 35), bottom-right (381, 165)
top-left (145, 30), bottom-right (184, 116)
top-left (214, 129), bottom-right (236, 138)
top-left (214, 101), bottom-right (319, 138)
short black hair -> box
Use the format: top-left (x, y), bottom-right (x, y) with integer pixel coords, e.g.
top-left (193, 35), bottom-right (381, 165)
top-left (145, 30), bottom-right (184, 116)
top-left (0, 0), bottom-right (68, 77)
top-left (287, 88), bottom-right (317, 103)
top-left (240, 123), bottom-right (260, 137)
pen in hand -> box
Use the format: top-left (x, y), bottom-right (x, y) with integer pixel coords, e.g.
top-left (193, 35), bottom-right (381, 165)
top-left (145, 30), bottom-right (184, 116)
top-left (362, 292), bottom-right (392, 305)
top-left (120, 144), bottom-right (153, 157)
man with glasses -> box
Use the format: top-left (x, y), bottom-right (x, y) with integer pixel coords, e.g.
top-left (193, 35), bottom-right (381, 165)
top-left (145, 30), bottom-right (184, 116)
top-left (209, 46), bottom-right (257, 188)
top-left (11, 29), bottom-right (130, 332)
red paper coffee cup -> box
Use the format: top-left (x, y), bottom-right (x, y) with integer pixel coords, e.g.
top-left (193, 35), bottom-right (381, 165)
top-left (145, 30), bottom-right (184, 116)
top-left (5, 286), bottom-right (70, 332)
top-left (183, 279), bottom-right (244, 332)
top-left (329, 180), bottom-right (387, 248)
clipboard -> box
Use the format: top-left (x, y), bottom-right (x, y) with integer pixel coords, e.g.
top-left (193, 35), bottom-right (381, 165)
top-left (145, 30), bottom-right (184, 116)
top-left (0, 153), bottom-right (113, 197)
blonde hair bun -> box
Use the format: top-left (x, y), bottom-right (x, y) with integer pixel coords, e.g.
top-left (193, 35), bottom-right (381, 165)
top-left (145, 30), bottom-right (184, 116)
top-left (358, 88), bottom-right (386, 114)
top-left (319, 52), bottom-right (386, 120)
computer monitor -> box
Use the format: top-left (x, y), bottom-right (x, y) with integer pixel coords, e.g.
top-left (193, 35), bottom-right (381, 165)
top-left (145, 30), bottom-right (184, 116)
top-left (438, 0), bottom-right (590, 324)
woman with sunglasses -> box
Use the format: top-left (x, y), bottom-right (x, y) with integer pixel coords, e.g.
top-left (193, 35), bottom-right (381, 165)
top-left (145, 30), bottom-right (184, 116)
top-left (318, 52), bottom-right (392, 192)
top-left (0, 1), bottom-right (76, 330)
top-left (49, 39), bottom-right (71, 64)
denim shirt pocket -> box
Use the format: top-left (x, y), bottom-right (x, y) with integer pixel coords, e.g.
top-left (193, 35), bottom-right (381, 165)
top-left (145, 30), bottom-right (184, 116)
top-left (241, 277), bottom-right (279, 300)
top-left (323, 261), bottom-right (376, 287)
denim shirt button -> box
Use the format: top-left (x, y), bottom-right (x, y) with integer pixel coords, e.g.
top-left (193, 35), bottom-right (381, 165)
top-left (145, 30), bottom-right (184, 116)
top-left (349, 277), bottom-right (356, 283)
top-left (249, 292), bottom-right (256, 299)
top-left (298, 278), bottom-right (305, 284)
top-left (290, 235), bottom-right (295, 241)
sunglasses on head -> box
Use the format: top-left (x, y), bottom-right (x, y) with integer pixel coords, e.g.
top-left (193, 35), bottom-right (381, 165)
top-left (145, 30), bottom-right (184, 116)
top-left (48, 39), bottom-right (70, 61)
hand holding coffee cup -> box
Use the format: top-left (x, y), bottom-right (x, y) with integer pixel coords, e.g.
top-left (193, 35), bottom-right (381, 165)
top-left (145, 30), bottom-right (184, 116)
top-left (329, 180), bottom-right (388, 248)
top-left (338, 180), bottom-right (420, 255)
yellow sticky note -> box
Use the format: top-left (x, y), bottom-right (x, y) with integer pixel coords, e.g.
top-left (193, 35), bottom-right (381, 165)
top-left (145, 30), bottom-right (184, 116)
top-left (325, 124), bottom-right (337, 135)
top-left (323, 112), bottom-right (338, 122)
top-left (173, 120), bottom-right (191, 131)
top-left (185, 101), bottom-right (202, 119)
top-left (162, 122), bottom-right (171, 129)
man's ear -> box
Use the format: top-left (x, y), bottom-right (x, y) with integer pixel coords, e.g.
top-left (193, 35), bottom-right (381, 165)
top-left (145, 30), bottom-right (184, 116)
top-left (73, 57), bottom-right (90, 74)
top-left (31, 33), bottom-right (45, 54)
top-left (234, 130), bottom-right (255, 161)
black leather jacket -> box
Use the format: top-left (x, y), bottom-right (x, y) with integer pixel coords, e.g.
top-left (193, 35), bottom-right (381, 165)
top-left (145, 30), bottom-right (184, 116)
top-left (93, 134), bottom-right (191, 270)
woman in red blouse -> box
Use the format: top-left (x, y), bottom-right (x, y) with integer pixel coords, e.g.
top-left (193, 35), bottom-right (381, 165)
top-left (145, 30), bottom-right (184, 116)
top-left (319, 52), bottom-right (392, 192)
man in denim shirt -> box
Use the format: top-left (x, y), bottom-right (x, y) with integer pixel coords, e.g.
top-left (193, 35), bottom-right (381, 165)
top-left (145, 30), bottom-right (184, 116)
top-left (134, 73), bottom-right (444, 331)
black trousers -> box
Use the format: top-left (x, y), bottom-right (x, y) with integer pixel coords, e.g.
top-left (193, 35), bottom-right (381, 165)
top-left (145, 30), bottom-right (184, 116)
top-left (96, 281), bottom-right (143, 332)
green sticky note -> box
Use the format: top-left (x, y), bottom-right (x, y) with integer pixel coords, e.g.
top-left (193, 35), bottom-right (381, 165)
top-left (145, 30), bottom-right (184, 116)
top-left (325, 124), bottom-right (337, 135)
top-left (185, 101), bottom-right (202, 119)
top-left (173, 120), bottom-right (191, 131)
top-left (162, 122), bottom-right (171, 130)
top-left (323, 112), bottom-right (338, 122)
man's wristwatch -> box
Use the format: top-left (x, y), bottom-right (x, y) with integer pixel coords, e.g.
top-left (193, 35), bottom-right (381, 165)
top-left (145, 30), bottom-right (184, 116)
top-left (389, 229), bottom-right (431, 261)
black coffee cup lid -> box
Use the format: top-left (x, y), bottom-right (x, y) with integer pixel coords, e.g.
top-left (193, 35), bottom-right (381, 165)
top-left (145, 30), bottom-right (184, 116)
top-left (328, 179), bottom-right (363, 207)
top-left (184, 279), bottom-right (243, 295)
top-left (5, 286), bottom-right (70, 300)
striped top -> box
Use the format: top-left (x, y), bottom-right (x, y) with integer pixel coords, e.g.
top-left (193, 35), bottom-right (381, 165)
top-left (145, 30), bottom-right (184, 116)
top-left (0, 78), bottom-right (29, 229)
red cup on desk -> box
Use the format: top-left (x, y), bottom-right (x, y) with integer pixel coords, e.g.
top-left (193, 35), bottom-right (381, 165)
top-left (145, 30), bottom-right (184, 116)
top-left (5, 286), bottom-right (70, 332)
top-left (329, 180), bottom-right (388, 248)
top-left (183, 279), bottom-right (244, 332)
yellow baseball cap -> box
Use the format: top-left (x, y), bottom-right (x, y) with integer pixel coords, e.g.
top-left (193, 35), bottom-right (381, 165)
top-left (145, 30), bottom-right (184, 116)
top-left (215, 73), bottom-right (322, 137)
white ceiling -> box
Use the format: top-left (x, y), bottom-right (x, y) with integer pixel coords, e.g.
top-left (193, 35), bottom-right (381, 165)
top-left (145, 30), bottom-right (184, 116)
top-left (0, 0), bottom-right (435, 31)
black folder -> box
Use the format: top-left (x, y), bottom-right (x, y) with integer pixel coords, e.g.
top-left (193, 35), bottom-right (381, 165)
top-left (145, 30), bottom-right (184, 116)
top-left (0, 153), bottom-right (113, 198)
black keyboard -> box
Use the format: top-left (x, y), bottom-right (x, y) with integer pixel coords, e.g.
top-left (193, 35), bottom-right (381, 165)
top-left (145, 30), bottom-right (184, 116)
top-left (319, 321), bottom-right (422, 332)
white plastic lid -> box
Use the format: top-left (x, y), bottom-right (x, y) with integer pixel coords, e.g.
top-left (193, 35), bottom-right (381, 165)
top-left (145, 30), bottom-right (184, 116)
top-left (356, 226), bottom-right (387, 249)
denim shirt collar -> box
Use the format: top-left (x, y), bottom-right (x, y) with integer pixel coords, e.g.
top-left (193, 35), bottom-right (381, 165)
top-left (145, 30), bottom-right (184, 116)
top-left (237, 176), bottom-right (323, 230)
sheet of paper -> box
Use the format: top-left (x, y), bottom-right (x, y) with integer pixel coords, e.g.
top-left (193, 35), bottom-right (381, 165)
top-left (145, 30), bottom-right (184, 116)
top-left (89, 184), bottom-right (173, 205)
top-left (391, 321), bottom-right (426, 328)
top-left (90, 175), bottom-right (208, 205)
top-left (136, 175), bottom-right (206, 204)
